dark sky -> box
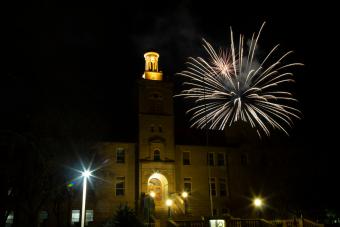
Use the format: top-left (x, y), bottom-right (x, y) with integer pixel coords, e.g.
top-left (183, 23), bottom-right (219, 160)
top-left (4, 6), bottom-right (337, 140)
top-left (3, 3), bottom-right (339, 211)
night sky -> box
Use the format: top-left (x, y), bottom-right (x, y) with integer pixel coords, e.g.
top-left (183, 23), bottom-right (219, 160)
top-left (3, 3), bottom-right (339, 214)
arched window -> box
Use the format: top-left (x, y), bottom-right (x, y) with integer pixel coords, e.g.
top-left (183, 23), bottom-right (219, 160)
top-left (154, 150), bottom-right (161, 161)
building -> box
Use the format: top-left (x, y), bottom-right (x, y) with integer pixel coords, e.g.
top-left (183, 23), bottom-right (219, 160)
top-left (67, 51), bottom-right (257, 226)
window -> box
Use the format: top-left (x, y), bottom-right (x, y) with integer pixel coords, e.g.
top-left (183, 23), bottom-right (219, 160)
top-left (116, 148), bottom-right (125, 163)
top-left (149, 93), bottom-right (163, 113)
top-left (71, 210), bottom-right (92, 225)
top-left (150, 125), bottom-right (154, 132)
top-left (209, 178), bottom-right (216, 196)
top-left (241, 154), bottom-right (248, 165)
top-left (158, 125), bottom-right (162, 132)
top-left (184, 177), bottom-right (192, 195)
top-left (86, 210), bottom-right (94, 223)
top-left (183, 151), bottom-right (190, 165)
top-left (219, 178), bottom-right (227, 197)
top-left (71, 210), bottom-right (80, 224)
top-left (39, 211), bottom-right (48, 223)
top-left (116, 177), bottom-right (125, 196)
top-left (6, 212), bottom-right (14, 224)
top-left (154, 150), bottom-right (161, 161)
top-left (208, 152), bottom-right (215, 166)
top-left (150, 92), bottom-right (163, 100)
top-left (217, 153), bottom-right (225, 166)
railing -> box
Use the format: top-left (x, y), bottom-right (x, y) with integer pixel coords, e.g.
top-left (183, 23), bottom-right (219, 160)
top-left (172, 217), bottom-right (324, 227)
top-left (303, 218), bottom-right (324, 227)
top-left (171, 220), bottom-right (205, 227)
top-left (271, 219), bottom-right (299, 227)
top-left (271, 218), bottom-right (324, 227)
top-left (228, 218), bottom-right (274, 227)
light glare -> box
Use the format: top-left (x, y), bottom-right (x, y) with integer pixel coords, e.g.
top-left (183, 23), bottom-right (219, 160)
top-left (82, 170), bottom-right (91, 178)
top-left (254, 198), bottom-right (262, 207)
top-left (166, 199), bottom-right (173, 206)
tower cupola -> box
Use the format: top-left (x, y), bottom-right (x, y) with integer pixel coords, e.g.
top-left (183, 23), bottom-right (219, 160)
top-left (143, 52), bottom-right (163, 81)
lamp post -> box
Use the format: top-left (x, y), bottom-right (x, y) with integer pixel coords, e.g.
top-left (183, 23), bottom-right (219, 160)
top-left (81, 170), bottom-right (92, 227)
top-left (181, 192), bottom-right (188, 215)
top-left (253, 198), bottom-right (263, 219)
top-left (166, 199), bottom-right (173, 219)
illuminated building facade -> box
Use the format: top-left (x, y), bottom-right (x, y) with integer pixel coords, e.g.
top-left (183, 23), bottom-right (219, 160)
top-left (81, 52), bottom-right (255, 226)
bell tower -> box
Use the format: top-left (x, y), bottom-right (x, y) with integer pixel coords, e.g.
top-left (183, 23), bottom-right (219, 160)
top-left (138, 51), bottom-right (174, 159)
top-left (138, 51), bottom-right (176, 206)
top-left (143, 52), bottom-right (163, 81)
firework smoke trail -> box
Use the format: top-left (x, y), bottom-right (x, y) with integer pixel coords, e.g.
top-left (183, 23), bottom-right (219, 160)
top-left (176, 22), bottom-right (303, 137)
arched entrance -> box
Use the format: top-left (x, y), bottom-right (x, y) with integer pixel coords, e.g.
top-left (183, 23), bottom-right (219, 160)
top-left (147, 173), bottom-right (168, 206)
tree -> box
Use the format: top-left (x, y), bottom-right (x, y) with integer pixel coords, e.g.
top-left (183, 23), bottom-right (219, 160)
top-left (0, 131), bottom-right (73, 227)
top-left (103, 205), bottom-right (143, 227)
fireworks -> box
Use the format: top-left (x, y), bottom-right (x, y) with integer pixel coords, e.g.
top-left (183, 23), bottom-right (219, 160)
top-left (176, 22), bottom-right (303, 137)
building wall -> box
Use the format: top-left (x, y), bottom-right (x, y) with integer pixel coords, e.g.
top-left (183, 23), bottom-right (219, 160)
top-left (175, 145), bottom-right (232, 217)
top-left (92, 142), bottom-right (136, 224)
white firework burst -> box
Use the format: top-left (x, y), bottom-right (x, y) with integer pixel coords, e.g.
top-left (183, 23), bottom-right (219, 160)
top-left (176, 22), bottom-right (303, 137)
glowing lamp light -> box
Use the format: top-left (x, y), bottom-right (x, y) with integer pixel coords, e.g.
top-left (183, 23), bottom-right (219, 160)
top-left (150, 191), bottom-right (156, 198)
top-left (82, 170), bottom-right (92, 178)
top-left (182, 191), bottom-right (188, 198)
top-left (254, 198), bottom-right (263, 207)
top-left (166, 199), bottom-right (173, 207)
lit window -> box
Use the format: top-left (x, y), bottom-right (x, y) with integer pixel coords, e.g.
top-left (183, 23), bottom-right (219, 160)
top-left (116, 177), bottom-right (125, 196)
top-left (208, 153), bottom-right (215, 166)
top-left (86, 210), bottom-right (94, 223)
top-left (71, 210), bottom-right (80, 224)
top-left (116, 148), bottom-right (125, 163)
top-left (219, 178), bottom-right (227, 197)
top-left (184, 177), bottom-right (192, 195)
top-left (209, 178), bottom-right (216, 196)
top-left (217, 153), bottom-right (225, 166)
top-left (183, 151), bottom-right (190, 165)
top-left (154, 150), bottom-right (161, 161)
top-left (210, 219), bottom-right (226, 227)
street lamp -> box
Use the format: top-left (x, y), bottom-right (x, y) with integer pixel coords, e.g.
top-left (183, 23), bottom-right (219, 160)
top-left (253, 198), bottom-right (262, 207)
top-left (253, 197), bottom-right (263, 219)
top-left (81, 170), bottom-right (92, 227)
top-left (181, 192), bottom-right (188, 215)
top-left (181, 191), bottom-right (188, 198)
top-left (166, 199), bottom-right (173, 218)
